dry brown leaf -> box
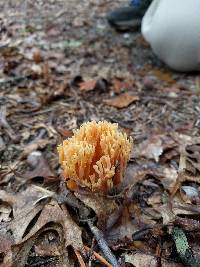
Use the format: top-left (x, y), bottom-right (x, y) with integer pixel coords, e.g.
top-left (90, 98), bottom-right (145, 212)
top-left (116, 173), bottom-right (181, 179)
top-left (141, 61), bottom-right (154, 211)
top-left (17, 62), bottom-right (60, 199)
top-left (122, 161), bottom-right (186, 199)
top-left (170, 172), bottom-right (200, 196)
top-left (34, 230), bottom-right (62, 257)
top-left (0, 234), bottom-right (13, 267)
top-left (170, 133), bottom-right (200, 174)
top-left (24, 151), bottom-right (56, 183)
top-left (56, 127), bottom-right (73, 138)
top-left (7, 185), bottom-right (82, 249)
top-left (0, 185), bottom-right (83, 266)
top-left (10, 185), bottom-right (54, 243)
top-left (79, 79), bottom-right (97, 91)
top-left (133, 134), bottom-right (176, 162)
top-left (175, 217), bottom-right (200, 232)
top-left (0, 185), bottom-right (54, 266)
top-left (20, 139), bottom-right (50, 160)
top-left (0, 190), bottom-right (16, 205)
top-left (106, 206), bottom-right (139, 242)
top-left (119, 162), bottom-right (162, 192)
top-left (140, 138), bottom-right (163, 162)
top-left (20, 200), bottom-right (83, 250)
top-left (147, 191), bottom-right (162, 207)
top-left (180, 185), bottom-right (200, 204)
top-left (153, 69), bottom-right (176, 84)
top-left (41, 82), bottom-right (68, 105)
top-left (12, 224), bottom-right (71, 267)
top-left (103, 93), bottom-right (139, 108)
top-left (124, 252), bottom-right (182, 267)
top-left (112, 78), bottom-right (134, 94)
top-left (75, 192), bottom-right (117, 228)
top-left (159, 167), bottom-right (178, 192)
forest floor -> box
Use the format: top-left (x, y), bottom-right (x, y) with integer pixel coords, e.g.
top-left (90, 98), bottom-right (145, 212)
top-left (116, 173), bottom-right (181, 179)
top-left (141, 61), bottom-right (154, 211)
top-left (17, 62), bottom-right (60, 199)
top-left (1, 1), bottom-right (200, 266)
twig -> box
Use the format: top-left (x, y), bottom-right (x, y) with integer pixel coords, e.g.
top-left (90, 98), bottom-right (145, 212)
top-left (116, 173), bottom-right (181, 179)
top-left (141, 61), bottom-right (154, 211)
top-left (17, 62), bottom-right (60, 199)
top-left (87, 221), bottom-right (120, 267)
top-left (57, 180), bottom-right (119, 266)
top-left (74, 249), bottom-right (86, 267)
top-left (84, 245), bottom-right (112, 267)
top-left (88, 238), bottom-right (95, 267)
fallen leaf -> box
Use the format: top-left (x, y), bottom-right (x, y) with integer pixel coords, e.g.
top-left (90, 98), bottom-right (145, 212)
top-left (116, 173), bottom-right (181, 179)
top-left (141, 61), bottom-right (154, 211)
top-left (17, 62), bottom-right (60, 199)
top-left (124, 252), bottom-right (182, 267)
top-left (10, 185), bottom-right (54, 243)
top-left (56, 127), bottom-right (73, 138)
top-left (112, 78), bottom-right (134, 94)
top-left (104, 93), bottom-right (139, 108)
top-left (140, 138), bottom-right (163, 162)
top-left (19, 139), bottom-right (50, 160)
top-left (180, 185), bottom-right (200, 204)
top-left (41, 82), bottom-right (68, 105)
top-left (75, 192), bottom-right (117, 228)
top-left (106, 206), bottom-right (139, 242)
top-left (20, 200), bottom-right (83, 250)
top-left (79, 79), bottom-right (97, 91)
top-left (34, 230), bottom-right (62, 257)
top-left (175, 217), bottom-right (200, 232)
top-left (133, 134), bottom-right (176, 162)
top-left (24, 151), bottom-right (57, 185)
top-left (119, 162), bottom-right (163, 192)
top-left (0, 185), bottom-right (83, 266)
top-left (0, 233), bottom-right (13, 267)
top-left (153, 69), bottom-right (176, 84)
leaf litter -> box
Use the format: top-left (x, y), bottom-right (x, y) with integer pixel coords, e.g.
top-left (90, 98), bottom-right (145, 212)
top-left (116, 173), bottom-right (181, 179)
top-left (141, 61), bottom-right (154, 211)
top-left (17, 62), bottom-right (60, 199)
top-left (1, 0), bottom-right (200, 266)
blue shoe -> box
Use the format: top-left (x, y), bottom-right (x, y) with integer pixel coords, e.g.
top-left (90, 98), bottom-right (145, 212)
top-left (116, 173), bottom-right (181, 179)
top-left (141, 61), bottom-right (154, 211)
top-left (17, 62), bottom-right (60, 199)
top-left (107, 0), bottom-right (152, 31)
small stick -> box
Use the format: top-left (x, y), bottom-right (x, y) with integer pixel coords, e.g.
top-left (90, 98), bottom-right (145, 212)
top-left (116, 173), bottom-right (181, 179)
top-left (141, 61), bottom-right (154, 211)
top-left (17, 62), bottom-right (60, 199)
top-left (88, 238), bottom-right (95, 267)
top-left (74, 249), bottom-right (86, 267)
top-left (84, 245), bottom-right (112, 267)
top-left (87, 221), bottom-right (120, 267)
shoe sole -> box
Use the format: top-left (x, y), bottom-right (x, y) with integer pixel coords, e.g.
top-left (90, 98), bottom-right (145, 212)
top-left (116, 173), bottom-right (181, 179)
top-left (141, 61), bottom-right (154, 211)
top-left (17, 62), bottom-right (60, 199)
top-left (108, 18), bottom-right (142, 31)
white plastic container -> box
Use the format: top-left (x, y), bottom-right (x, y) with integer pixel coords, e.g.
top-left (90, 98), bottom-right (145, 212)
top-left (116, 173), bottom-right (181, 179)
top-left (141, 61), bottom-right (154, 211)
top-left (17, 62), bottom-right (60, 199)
top-left (142, 0), bottom-right (200, 71)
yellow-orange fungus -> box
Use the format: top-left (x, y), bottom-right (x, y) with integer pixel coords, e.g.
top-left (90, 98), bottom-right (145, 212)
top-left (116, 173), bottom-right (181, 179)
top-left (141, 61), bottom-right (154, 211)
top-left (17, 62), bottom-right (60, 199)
top-left (57, 121), bottom-right (132, 193)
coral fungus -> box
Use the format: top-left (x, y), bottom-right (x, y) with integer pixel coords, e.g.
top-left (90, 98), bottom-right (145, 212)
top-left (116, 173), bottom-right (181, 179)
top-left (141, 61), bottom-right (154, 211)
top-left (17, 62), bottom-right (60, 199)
top-left (58, 121), bottom-right (132, 193)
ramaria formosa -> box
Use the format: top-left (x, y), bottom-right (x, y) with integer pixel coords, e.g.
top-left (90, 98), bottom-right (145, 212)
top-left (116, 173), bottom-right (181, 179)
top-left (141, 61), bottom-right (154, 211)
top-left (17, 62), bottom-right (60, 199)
top-left (57, 121), bottom-right (132, 193)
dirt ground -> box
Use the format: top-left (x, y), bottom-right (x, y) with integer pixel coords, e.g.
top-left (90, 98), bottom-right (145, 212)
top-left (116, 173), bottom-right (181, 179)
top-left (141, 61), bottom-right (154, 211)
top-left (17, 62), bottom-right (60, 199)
top-left (1, 1), bottom-right (200, 267)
